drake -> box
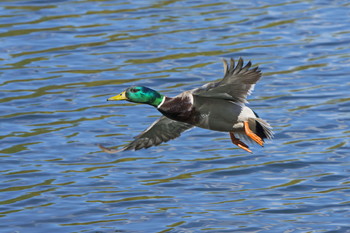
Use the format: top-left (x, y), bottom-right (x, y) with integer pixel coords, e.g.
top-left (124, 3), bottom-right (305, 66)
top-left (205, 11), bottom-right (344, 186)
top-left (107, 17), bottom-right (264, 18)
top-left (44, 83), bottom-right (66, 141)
top-left (99, 58), bottom-right (273, 153)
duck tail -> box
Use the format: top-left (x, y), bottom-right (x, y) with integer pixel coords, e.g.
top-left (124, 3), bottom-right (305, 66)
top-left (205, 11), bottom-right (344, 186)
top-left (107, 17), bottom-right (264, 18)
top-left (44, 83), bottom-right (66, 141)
top-left (253, 118), bottom-right (273, 140)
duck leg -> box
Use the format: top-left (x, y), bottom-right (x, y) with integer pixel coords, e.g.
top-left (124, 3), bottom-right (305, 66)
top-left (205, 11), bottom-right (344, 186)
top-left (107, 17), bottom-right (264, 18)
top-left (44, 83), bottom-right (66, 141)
top-left (229, 132), bottom-right (252, 153)
top-left (244, 121), bottom-right (264, 147)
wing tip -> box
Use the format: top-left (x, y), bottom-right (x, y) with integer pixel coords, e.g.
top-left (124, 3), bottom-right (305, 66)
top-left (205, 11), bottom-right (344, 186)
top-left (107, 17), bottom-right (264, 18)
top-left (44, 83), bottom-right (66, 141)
top-left (98, 144), bottom-right (124, 154)
top-left (222, 58), bottom-right (228, 75)
top-left (221, 57), bottom-right (261, 76)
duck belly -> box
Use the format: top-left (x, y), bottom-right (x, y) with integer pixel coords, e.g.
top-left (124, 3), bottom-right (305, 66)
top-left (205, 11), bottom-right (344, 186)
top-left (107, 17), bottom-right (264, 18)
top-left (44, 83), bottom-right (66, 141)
top-left (194, 98), bottom-right (255, 132)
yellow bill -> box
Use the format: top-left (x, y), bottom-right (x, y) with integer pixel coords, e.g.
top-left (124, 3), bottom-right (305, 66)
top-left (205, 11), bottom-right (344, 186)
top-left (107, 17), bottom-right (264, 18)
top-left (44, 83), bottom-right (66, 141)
top-left (107, 91), bottom-right (127, 101)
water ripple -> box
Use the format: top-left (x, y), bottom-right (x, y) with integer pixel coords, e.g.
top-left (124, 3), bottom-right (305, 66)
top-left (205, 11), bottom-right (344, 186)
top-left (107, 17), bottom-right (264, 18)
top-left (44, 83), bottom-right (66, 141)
top-left (1, 0), bottom-right (350, 232)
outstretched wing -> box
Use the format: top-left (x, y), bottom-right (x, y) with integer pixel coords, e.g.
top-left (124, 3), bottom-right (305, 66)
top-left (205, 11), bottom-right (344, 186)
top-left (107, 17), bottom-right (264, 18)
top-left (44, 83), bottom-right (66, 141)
top-left (99, 116), bottom-right (194, 153)
top-left (191, 58), bottom-right (262, 103)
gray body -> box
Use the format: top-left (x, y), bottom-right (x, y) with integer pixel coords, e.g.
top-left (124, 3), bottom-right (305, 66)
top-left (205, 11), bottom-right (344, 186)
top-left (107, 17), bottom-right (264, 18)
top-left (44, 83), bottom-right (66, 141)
top-left (193, 95), bottom-right (252, 132)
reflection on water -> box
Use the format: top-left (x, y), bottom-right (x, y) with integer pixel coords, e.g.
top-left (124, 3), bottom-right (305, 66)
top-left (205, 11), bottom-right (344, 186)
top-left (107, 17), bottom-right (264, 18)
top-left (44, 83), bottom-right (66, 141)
top-left (1, 0), bottom-right (350, 232)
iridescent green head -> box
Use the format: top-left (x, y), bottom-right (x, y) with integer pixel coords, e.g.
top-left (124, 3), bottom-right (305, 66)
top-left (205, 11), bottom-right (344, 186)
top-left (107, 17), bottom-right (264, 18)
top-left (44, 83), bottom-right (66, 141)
top-left (107, 86), bottom-right (164, 107)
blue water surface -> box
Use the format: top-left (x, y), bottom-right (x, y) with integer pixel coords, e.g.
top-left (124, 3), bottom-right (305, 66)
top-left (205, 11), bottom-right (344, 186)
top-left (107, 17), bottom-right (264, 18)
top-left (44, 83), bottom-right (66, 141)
top-left (1, 0), bottom-right (350, 232)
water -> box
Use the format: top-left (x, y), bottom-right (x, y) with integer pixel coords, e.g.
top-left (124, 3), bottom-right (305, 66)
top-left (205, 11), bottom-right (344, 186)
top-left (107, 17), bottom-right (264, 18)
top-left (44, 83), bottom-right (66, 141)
top-left (1, 0), bottom-right (350, 232)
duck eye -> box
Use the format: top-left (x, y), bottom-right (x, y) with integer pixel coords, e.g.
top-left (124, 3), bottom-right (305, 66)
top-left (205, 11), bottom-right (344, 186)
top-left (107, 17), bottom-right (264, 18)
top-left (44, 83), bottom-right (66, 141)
top-left (129, 88), bottom-right (138, 93)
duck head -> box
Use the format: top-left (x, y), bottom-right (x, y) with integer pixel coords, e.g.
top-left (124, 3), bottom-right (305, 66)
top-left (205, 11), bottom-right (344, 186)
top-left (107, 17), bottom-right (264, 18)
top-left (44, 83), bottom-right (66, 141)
top-left (107, 86), bottom-right (164, 107)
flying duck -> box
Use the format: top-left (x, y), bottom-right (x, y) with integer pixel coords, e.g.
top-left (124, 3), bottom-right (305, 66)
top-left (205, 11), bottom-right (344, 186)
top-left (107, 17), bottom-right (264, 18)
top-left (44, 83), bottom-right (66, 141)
top-left (99, 58), bottom-right (273, 153)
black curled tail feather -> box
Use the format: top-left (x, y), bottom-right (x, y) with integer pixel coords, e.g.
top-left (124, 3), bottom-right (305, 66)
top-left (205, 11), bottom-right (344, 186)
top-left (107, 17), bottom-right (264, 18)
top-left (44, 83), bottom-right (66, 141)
top-left (254, 118), bottom-right (273, 140)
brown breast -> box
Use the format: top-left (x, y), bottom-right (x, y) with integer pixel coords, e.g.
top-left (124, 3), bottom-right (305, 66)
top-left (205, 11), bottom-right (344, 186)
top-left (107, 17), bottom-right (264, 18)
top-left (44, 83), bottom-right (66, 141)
top-left (157, 93), bottom-right (199, 125)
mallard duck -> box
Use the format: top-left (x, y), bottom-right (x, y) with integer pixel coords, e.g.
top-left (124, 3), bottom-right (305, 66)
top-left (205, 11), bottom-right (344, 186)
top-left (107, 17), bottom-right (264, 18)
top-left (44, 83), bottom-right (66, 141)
top-left (99, 58), bottom-right (273, 153)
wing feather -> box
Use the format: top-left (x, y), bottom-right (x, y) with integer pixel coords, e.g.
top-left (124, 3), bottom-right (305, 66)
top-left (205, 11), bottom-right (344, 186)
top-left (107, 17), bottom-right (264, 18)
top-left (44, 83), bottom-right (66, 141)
top-left (192, 58), bottom-right (262, 103)
top-left (99, 116), bottom-right (194, 153)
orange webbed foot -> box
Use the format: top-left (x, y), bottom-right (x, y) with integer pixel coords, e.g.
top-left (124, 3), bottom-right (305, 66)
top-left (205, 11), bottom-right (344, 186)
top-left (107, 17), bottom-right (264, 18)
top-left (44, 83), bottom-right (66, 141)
top-left (244, 121), bottom-right (264, 147)
top-left (229, 132), bottom-right (252, 153)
